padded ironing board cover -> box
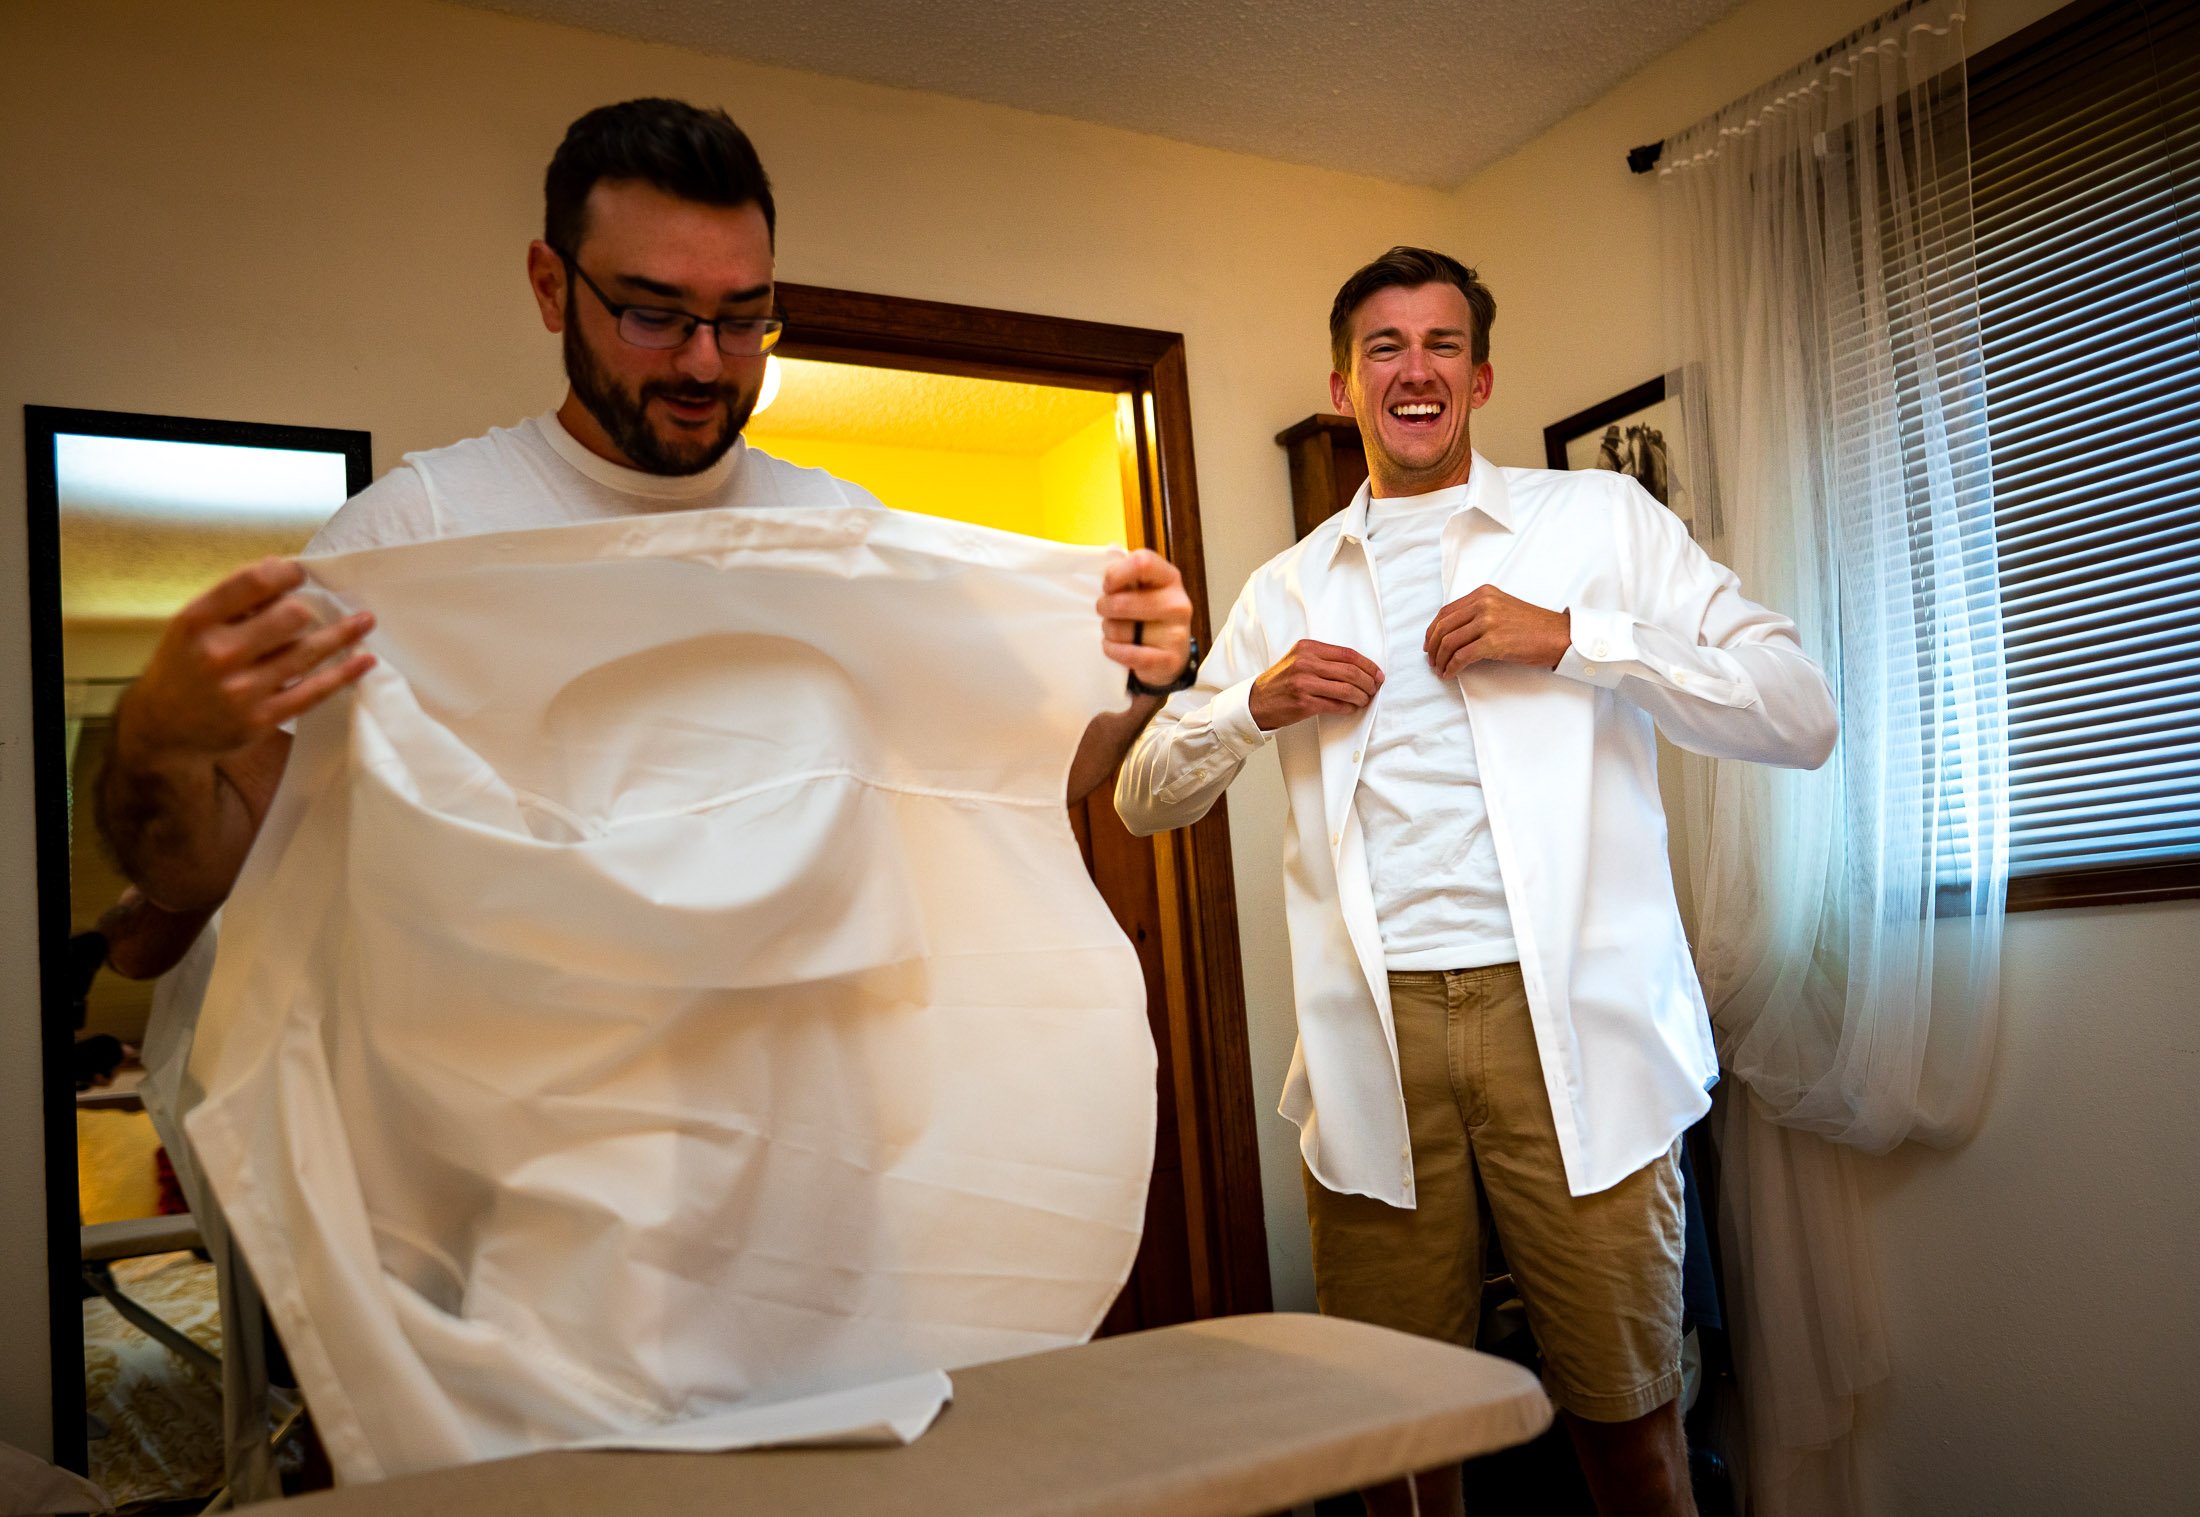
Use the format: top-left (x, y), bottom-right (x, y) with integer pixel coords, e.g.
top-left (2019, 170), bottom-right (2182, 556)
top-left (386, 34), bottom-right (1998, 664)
top-left (183, 504), bottom-right (1156, 1484)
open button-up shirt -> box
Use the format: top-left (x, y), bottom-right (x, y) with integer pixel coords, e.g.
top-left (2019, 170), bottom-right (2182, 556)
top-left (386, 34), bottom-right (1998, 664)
top-left (1117, 455), bottom-right (1836, 1203)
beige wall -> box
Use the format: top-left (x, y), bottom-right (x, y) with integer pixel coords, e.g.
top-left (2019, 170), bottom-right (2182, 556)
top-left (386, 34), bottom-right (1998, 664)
top-left (1449, 0), bottom-right (2200, 1509)
top-left (1846, 900), bottom-right (2200, 1512)
top-left (6, 2), bottom-right (2188, 1505)
top-left (0, 0), bottom-right (1469, 1456)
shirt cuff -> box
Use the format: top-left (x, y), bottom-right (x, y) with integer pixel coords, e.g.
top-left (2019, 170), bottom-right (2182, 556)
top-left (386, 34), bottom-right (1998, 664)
top-left (1207, 676), bottom-right (1271, 755)
top-left (1556, 606), bottom-right (1636, 689)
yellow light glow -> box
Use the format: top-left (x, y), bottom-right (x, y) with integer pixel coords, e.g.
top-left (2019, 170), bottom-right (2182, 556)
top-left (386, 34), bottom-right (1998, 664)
top-left (746, 360), bottom-right (1132, 547)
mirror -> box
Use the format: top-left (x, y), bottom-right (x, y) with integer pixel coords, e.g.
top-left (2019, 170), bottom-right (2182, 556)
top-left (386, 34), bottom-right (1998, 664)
top-left (24, 406), bottom-right (367, 1496)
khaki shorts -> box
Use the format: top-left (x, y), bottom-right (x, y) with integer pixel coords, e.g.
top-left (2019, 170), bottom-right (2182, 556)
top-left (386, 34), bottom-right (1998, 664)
top-left (1301, 964), bottom-right (1684, 1422)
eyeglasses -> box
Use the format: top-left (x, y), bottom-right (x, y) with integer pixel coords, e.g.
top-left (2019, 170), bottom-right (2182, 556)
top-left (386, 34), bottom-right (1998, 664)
top-left (553, 248), bottom-right (784, 357)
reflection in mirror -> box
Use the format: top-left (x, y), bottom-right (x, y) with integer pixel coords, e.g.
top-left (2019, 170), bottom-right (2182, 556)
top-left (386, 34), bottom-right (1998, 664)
top-left (26, 408), bottom-right (366, 1499)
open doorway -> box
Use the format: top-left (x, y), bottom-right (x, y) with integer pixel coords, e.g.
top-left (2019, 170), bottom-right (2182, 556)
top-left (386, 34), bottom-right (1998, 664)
top-left (767, 284), bottom-right (1270, 1331)
top-left (746, 359), bottom-right (1134, 547)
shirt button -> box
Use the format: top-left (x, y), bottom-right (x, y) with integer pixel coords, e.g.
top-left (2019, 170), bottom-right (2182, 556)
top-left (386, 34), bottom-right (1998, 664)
top-left (1594, 640), bottom-right (1611, 658)
top-left (1330, 833), bottom-right (1341, 848)
top-left (1351, 750), bottom-right (1361, 762)
top-left (1582, 662), bottom-right (1599, 676)
top-left (1673, 670), bottom-right (1689, 686)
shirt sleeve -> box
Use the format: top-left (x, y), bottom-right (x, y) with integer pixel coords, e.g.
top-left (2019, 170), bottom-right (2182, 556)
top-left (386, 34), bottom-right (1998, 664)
top-left (1114, 577), bottom-right (1274, 836)
top-left (302, 464), bottom-right (439, 557)
top-left (279, 465), bottom-right (440, 736)
top-left (1553, 479), bottom-right (1837, 770)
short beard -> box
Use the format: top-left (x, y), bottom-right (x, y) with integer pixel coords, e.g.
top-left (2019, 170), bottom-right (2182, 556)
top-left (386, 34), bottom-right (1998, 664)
top-left (1357, 395), bottom-right (1473, 495)
top-left (562, 308), bottom-right (755, 477)
top-left (1369, 431), bottom-right (1473, 494)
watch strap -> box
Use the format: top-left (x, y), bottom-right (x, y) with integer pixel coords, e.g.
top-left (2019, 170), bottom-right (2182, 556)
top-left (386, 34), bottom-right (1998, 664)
top-left (1127, 634), bottom-right (1201, 699)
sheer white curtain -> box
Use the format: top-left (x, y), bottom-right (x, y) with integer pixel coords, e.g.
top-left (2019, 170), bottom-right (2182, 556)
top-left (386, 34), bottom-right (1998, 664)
top-left (1657, 2), bottom-right (2008, 1511)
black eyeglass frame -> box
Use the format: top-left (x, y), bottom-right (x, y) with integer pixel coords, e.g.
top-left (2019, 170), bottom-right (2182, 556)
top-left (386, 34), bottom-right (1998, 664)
top-left (553, 247), bottom-right (784, 357)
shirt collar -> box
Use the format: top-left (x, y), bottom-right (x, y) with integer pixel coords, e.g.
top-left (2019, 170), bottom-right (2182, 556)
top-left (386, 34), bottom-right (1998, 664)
top-left (536, 410), bottom-right (746, 501)
top-left (1326, 450), bottom-right (1511, 565)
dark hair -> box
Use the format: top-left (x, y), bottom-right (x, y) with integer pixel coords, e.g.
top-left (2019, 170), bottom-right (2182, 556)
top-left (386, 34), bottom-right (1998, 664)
top-left (544, 98), bottom-right (776, 253)
top-left (1328, 247), bottom-right (1495, 371)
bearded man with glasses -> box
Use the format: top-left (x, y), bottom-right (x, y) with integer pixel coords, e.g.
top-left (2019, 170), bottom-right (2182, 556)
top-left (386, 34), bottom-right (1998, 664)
top-left (544, 243), bottom-right (786, 477)
top-left (100, 97), bottom-right (1196, 916)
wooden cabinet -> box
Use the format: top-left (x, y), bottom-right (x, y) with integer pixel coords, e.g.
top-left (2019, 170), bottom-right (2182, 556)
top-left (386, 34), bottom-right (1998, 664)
top-left (1274, 414), bottom-right (1367, 540)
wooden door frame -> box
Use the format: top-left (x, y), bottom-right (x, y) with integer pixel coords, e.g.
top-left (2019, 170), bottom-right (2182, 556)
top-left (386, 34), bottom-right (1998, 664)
top-left (775, 283), bottom-right (1271, 1317)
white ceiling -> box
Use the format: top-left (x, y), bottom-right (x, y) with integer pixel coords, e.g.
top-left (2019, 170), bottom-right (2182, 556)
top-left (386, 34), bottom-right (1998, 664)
top-left (456, 0), bottom-right (1743, 189)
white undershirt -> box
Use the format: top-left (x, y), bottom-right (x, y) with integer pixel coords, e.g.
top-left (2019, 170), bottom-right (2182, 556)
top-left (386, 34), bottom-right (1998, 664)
top-left (306, 412), bottom-right (884, 557)
top-left (1352, 486), bottom-right (1518, 970)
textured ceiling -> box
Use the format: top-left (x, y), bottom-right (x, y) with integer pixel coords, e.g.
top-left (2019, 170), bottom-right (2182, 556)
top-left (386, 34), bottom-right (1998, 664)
top-left (749, 358), bottom-right (1117, 454)
top-left (59, 435), bottom-right (350, 623)
top-left (457, 0), bottom-right (1743, 188)
top-left (62, 515), bottom-right (324, 624)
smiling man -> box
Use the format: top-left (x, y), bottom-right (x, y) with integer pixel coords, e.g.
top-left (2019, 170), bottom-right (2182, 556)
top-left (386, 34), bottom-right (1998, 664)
top-left (100, 98), bottom-right (1194, 915)
top-left (1117, 248), bottom-right (1836, 1517)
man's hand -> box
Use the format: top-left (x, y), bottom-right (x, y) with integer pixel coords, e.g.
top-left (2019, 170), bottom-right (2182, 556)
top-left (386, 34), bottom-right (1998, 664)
top-left (100, 558), bottom-right (375, 912)
top-left (1097, 548), bottom-right (1195, 690)
top-left (1248, 640), bottom-right (1383, 732)
top-left (1068, 549), bottom-right (1195, 803)
top-left (120, 557), bottom-right (376, 766)
top-left (1424, 585), bottom-right (1569, 678)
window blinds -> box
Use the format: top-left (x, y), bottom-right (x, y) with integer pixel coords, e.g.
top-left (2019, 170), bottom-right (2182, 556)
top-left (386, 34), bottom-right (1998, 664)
top-left (1970, 0), bottom-right (2200, 881)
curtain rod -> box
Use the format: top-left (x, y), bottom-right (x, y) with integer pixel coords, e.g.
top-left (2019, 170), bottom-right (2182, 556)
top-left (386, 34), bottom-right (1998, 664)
top-left (1629, 0), bottom-right (1940, 177)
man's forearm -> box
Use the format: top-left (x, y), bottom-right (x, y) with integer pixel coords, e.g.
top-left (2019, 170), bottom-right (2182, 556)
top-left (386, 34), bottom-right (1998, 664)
top-left (1564, 610), bottom-right (1837, 769)
top-left (96, 888), bottom-right (216, 981)
top-left (97, 693), bottom-right (262, 912)
top-left (1067, 693), bottom-right (1165, 804)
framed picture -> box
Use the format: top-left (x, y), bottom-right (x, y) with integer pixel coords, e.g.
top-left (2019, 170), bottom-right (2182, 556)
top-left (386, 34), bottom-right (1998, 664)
top-left (1543, 376), bottom-right (1713, 538)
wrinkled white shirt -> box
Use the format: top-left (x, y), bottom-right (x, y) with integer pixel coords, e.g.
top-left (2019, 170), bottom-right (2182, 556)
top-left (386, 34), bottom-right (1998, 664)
top-left (186, 504), bottom-right (1155, 1482)
top-left (1118, 456), bottom-right (1835, 1202)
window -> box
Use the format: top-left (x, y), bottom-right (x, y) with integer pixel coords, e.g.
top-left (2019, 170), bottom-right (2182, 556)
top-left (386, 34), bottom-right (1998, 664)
top-left (1970, 0), bottom-right (2200, 907)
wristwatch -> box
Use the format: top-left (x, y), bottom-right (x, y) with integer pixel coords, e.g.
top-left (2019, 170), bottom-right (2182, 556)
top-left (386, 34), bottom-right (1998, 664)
top-left (1127, 634), bottom-right (1202, 699)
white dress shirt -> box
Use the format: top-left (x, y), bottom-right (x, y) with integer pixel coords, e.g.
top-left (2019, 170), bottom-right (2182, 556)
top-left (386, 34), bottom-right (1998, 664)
top-left (189, 506), bottom-right (1152, 1480)
top-left (1118, 455), bottom-right (1836, 1203)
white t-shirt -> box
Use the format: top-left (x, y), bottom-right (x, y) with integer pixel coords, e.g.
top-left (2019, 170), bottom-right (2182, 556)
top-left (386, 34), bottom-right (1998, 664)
top-left (309, 411), bottom-right (885, 555)
top-left (1352, 485), bottom-right (1518, 970)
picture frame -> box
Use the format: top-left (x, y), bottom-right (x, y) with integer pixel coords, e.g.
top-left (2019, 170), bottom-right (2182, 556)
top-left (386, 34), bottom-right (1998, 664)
top-left (1543, 376), bottom-right (1714, 539)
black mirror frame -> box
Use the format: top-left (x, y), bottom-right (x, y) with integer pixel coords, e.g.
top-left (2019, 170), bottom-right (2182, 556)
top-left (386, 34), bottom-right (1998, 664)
top-left (22, 404), bottom-right (370, 1473)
